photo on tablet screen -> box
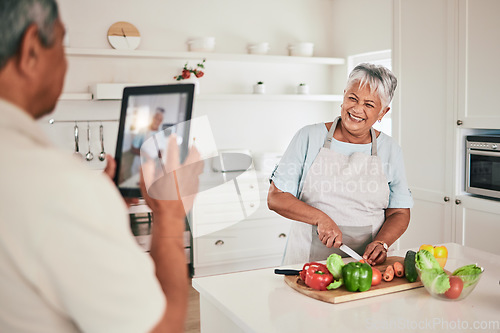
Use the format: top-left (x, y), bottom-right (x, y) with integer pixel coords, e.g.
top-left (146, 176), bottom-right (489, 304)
top-left (114, 84), bottom-right (194, 197)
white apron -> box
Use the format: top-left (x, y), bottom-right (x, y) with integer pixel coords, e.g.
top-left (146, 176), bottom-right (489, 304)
top-left (282, 117), bottom-right (390, 265)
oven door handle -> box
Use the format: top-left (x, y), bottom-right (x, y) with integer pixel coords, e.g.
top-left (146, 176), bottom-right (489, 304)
top-left (468, 149), bottom-right (500, 157)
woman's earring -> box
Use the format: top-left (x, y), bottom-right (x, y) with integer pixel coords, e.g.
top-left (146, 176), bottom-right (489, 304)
top-left (378, 119), bottom-right (381, 123)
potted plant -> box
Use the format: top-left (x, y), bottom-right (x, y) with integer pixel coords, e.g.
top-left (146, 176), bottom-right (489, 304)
top-left (297, 83), bottom-right (309, 94)
top-left (253, 81), bottom-right (265, 94)
top-left (173, 59), bottom-right (206, 94)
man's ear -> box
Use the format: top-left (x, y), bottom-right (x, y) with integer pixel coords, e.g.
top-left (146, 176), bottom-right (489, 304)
top-left (16, 24), bottom-right (41, 78)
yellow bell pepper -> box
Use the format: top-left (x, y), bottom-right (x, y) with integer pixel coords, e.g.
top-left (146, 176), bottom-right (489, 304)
top-left (419, 244), bottom-right (448, 268)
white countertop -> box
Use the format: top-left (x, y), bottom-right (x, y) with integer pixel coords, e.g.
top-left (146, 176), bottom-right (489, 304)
top-left (192, 243), bottom-right (500, 332)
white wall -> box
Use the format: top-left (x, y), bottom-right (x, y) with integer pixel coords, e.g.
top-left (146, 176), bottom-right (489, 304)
top-left (42, 0), bottom-right (346, 170)
top-left (329, 0), bottom-right (393, 91)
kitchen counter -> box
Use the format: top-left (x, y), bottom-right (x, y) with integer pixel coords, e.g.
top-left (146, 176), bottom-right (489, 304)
top-left (192, 243), bottom-right (500, 332)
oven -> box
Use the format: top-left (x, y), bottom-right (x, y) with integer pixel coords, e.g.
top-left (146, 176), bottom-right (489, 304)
top-left (465, 135), bottom-right (500, 199)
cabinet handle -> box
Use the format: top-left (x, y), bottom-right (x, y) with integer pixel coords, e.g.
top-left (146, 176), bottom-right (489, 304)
top-left (444, 196), bottom-right (450, 202)
top-left (455, 199), bottom-right (462, 205)
top-left (249, 203), bottom-right (255, 208)
top-left (215, 240), bottom-right (224, 246)
top-left (249, 184), bottom-right (255, 189)
top-left (278, 233), bottom-right (287, 238)
top-left (457, 120), bottom-right (463, 126)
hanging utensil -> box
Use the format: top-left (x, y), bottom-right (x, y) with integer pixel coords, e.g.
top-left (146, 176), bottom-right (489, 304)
top-left (98, 123), bottom-right (106, 161)
top-left (73, 122), bottom-right (83, 159)
top-left (85, 122), bottom-right (94, 161)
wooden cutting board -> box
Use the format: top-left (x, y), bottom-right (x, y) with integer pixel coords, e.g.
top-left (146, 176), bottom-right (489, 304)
top-left (284, 256), bottom-right (423, 304)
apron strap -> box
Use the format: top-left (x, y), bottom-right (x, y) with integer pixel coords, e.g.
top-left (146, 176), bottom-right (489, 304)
top-left (323, 116), bottom-right (340, 149)
top-left (323, 116), bottom-right (378, 156)
top-left (370, 127), bottom-right (378, 156)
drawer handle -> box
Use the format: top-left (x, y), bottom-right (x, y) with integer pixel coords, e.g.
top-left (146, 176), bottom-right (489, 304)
top-left (278, 233), bottom-right (287, 238)
top-left (215, 240), bottom-right (224, 246)
top-left (250, 184), bottom-right (255, 189)
top-left (249, 203), bottom-right (255, 208)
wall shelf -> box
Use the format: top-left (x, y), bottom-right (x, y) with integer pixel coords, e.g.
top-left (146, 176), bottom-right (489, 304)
top-left (58, 93), bottom-right (93, 101)
top-left (65, 48), bottom-right (345, 66)
top-left (197, 94), bottom-right (343, 102)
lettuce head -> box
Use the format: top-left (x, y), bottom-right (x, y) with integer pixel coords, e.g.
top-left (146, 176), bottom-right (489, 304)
top-left (416, 249), bottom-right (443, 271)
top-left (420, 268), bottom-right (450, 294)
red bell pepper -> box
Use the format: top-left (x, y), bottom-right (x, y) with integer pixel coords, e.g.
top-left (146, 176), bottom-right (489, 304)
top-left (300, 262), bottom-right (333, 291)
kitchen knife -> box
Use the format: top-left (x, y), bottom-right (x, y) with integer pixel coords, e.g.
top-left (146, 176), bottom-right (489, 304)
top-left (274, 269), bottom-right (301, 276)
top-left (339, 244), bottom-right (364, 262)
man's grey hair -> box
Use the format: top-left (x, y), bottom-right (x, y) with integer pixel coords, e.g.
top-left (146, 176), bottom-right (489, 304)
top-left (346, 63), bottom-right (397, 109)
top-left (0, 0), bottom-right (59, 69)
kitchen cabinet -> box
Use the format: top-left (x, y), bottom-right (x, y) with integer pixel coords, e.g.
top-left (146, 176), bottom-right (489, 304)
top-left (394, 0), bottom-right (500, 254)
top-left (457, 0), bottom-right (500, 129)
top-left (192, 170), bottom-right (291, 277)
top-left (393, 0), bottom-right (455, 249)
top-left (454, 195), bottom-right (500, 254)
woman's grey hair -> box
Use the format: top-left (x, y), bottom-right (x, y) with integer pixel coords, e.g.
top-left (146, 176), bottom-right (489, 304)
top-left (346, 63), bottom-right (397, 108)
top-left (0, 0), bottom-right (59, 69)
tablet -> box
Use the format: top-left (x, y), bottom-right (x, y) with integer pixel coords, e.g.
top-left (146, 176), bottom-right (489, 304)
top-left (114, 84), bottom-right (195, 197)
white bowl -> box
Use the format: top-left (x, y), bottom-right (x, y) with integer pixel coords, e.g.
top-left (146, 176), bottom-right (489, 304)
top-left (187, 37), bottom-right (215, 52)
top-left (288, 42), bottom-right (314, 57)
top-left (248, 42), bottom-right (270, 55)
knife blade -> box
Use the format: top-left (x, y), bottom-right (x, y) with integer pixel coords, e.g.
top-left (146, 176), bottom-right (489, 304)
top-left (339, 244), bottom-right (364, 262)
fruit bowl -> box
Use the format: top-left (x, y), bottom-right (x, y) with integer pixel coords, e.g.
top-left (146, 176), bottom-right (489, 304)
top-left (416, 258), bottom-right (484, 301)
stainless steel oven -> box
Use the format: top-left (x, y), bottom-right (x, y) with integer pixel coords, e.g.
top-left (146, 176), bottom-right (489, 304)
top-left (466, 135), bottom-right (500, 199)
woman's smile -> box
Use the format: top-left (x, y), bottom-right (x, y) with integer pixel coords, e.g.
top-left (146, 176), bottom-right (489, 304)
top-left (347, 111), bottom-right (365, 122)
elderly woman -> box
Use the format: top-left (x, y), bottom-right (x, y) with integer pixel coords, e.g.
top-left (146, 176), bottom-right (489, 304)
top-left (268, 63), bottom-right (413, 266)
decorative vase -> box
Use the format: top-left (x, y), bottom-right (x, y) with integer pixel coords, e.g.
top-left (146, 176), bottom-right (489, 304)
top-left (297, 84), bottom-right (309, 95)
top-left (253, 83), bottom-right (265, 94)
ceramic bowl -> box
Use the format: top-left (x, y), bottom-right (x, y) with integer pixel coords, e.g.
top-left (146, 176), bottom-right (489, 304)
top-left (288, 42), bottom-right (314, 57)
top-left (416, 258), bottom-right (484, 301)
top-left (187, 37), bottom-right (215, 52)
top-left (247, 42), bottom-right (270, 55)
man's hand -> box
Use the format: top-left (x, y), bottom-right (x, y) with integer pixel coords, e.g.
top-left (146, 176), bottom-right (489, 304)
top-left (140, 134), bottom-right (203, 216)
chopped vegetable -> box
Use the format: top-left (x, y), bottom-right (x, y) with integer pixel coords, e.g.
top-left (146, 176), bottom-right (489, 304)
top-left (300, 262), bottom-right (326, 281)
top-left (371, 267), bottom-right (382, 286)
top-left (419, 244), bottom-right (448, 268)
top-left (326, 254), bottom-right (344, 279)
top-left (404, 250), bottom-right (418, 283)
top-left (393, 262), bottom-right (405, 278)
top-left (452, 264), bottom-right (483, 288)
top-left (382, 265), bottom-right (395, 282)
top-left (420, 268), bottom-right (450, 294)
top-left (304, 264), bottom-right (333, 291)
top-left (326, 279), bottom-right (343, 290)
top-left (342, 262), bottom-right (372, 292)
top-left (416, 249), bottom-right (443, 271)
top-left (326, 254), bottom-right (345, 290)
top-left (433, 246), bottom-right (448, 268)
top-left (444, 276), bottom-right (463, 299)
top-left (419, 244), bottom-right (435, 256)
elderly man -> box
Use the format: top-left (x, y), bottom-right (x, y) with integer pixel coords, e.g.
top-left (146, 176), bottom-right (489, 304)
top-left (0, 0), bottom-right (200, 332)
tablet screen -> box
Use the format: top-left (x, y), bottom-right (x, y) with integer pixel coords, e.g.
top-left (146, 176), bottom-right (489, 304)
top-left (114, 84), bottom-right (194, 197)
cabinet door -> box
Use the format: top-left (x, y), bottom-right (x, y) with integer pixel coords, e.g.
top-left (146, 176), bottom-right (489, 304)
top-left (457, 0), bottom-right (500, 128)
top-left (455, 196), bottom-right (500, 254)
top-left (393, 0), bottom-right (455, 247)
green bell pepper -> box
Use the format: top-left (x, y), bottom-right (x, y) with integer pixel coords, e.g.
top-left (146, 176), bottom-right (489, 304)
top-left (341, 262), bottom-right (373, 292)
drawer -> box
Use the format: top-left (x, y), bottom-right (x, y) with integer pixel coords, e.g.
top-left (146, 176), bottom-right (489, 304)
top-left (194, 218), bottom-right (291, 265)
